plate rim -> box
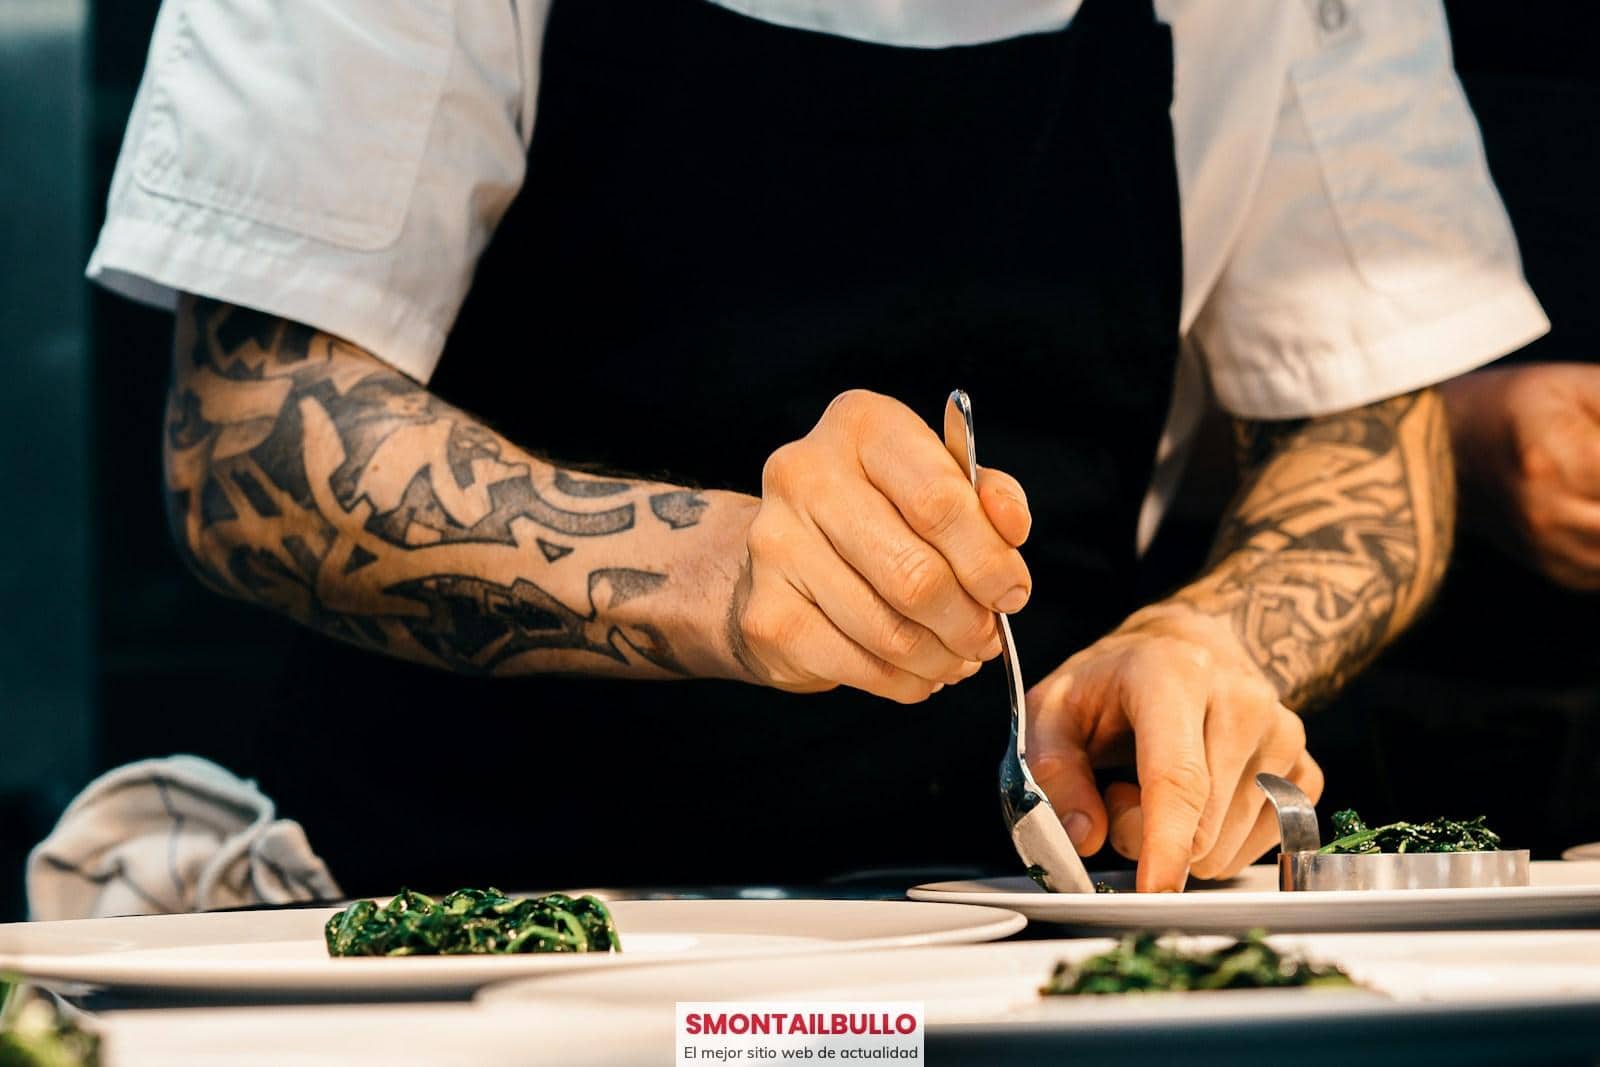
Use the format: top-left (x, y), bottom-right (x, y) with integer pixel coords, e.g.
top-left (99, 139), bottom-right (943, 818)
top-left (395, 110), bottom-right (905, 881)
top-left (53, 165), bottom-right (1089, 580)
top-left (474, 930), bottom-right (1600, 1037)
top-left (0, 898), bottom-right (1027, 993)
top-left (907, 860), bottom-right (1600, 921)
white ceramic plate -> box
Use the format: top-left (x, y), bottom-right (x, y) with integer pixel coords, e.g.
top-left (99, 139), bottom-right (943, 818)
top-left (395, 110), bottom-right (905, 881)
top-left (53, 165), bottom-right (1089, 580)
top-left (907, 861), bottom-right (1600, 932)
top-left (100, 1003), bottom-right (650, 1067)
top-left (0, 899), bottom-right (1023, 997)
top-left (477, 932), bottom-right (1600, 1063)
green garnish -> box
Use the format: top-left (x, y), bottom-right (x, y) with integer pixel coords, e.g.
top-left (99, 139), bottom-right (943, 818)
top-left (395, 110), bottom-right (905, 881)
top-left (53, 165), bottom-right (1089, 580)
top-left (1040, 930), bottom-right (1355, 996)
top-left (0, 977), bottom-right (99, 1067)
top-left (1025, 866), bottom-right (1117, 894)
top-left (1317, 809), bottom-right (1501, 855)
top-left (324, 888), bottom-right (621, 957)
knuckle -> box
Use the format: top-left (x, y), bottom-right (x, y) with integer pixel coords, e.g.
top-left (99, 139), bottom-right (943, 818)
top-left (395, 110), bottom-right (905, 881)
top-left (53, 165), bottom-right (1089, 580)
top-left (1175, 641), bottom-right (1215, 675)
top-left (1230, 679), bottom-right (1293, 726)
top-left (761, 443), bottom-right (800, 495)
top-left (861, 658), bottom-right (930, 705)
top-left (955, 608), bottom-right (998, 655)
top-left (1518, 441), bottom-right (1559, 485)
top-left (1124, 642), bottom-right (1163, 676)
top-left (740, 599), bottom-right (795, 653)
top-left (888, 544), bottom-right (946, 613)
top-left (1520, 494), bottom-right (1556, 540)
top-left (960, 551), bottom-right (1015, 599)
top-left (823, 389), bottom-right (881, 432)
top-left (905, 476), bottom-right (972, 539)
top-left (1148, 758), bottom-right (1211, 814)
top-left (1298, 758), bottom-right (1326, 803)
top-left (1221, 855), bottom-right (1253, 880)
top-left (1236, 674), bottom-right (1279, 709)
top-left (879, 613), bottom-right (928, 662)
top-left (1191, 805), bottom-right (1227, 859)
top-left (1134, 637), bottom-right (1213, 680)
top-left (1275, 708), bottom-right (1308, 752)
top-left (737, 601), bottom-right (776, 650)
top-left (745, 512), bottom-right (783, 561)
top-left (887, 680), bottom-right (936, 705)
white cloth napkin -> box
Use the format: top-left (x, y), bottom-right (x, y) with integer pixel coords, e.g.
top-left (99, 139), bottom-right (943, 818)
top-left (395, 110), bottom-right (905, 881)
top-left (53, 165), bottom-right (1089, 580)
top-left (26, 755), bottom-right (341, 921)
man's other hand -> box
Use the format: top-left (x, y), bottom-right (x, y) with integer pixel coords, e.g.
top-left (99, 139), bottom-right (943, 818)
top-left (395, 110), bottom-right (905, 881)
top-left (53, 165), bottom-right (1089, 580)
top-left (1446, 362), bottom-right (1600, 591)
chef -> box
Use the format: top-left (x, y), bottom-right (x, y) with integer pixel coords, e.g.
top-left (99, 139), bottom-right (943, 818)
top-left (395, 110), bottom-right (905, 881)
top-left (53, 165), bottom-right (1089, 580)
top-left (88, 0), bottom-right (1547, 894)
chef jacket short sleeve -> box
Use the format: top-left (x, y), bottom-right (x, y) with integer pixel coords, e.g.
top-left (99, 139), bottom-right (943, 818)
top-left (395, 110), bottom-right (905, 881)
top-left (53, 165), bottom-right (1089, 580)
top-left (1191, 0), bottom-right (1549, 420)
top-left (86, 0), bottom-right (540, 383)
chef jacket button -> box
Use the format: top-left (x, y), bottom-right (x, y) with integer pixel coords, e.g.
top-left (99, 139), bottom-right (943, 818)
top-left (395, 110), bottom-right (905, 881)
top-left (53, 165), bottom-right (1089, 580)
top-left (1318, 0), bottom-right (1348, 33)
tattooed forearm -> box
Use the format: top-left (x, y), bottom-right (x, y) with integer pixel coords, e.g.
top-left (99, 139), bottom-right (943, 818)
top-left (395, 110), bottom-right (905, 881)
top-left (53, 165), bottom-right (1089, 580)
top-left (163, 296), bottom-right (751, 679)
top-left (1168, 390), bottom-right (1455, 710)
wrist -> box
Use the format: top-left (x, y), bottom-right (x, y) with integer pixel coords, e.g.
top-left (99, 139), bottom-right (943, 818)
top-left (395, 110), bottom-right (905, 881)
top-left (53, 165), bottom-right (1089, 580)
top-left (582, 487), bottom-right (760, 681)
top-left (1440, 368), bottom-right (1516, 504)
top-left (672, 490), bottom-right (764, 682)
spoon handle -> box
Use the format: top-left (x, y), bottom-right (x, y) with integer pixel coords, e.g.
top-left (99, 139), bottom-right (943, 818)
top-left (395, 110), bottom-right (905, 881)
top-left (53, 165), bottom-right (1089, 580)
top-left (944, 390), bottom-right (1029, 751)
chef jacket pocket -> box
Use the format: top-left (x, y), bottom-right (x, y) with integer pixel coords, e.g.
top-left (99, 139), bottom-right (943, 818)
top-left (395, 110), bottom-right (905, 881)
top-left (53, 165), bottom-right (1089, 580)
top-left (1288, 5), bottom-right (1505, 295)
top-left (134, 0), bottom-right (453, 251)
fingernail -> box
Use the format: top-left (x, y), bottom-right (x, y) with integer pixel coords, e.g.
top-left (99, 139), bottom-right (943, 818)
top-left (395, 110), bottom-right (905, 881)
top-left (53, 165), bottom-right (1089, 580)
top-left (1064, 811), bottom-right (1092, 849)
top-left (1110, 806), bottom-right (1144, 859)
top-left (954, 660), bottom-right (982, 681)
top-left (996, 586), bottom-right (1029, 614)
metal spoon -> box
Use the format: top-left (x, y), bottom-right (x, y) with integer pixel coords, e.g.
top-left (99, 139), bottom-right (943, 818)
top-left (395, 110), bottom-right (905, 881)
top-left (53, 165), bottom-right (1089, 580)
top-left (945, 390), bottom-right (1094, 894)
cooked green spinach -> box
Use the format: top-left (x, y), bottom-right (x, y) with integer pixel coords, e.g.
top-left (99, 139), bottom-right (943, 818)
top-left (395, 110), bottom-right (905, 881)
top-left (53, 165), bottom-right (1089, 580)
top-left (324, 888), bottom-right (621, 957)
top-left (1040, 931), bottom-right (1354, 996)
top-left (1318, 809), bottom-right (1501, 855)
top-left (0, 977), bottom-right (99, 1067)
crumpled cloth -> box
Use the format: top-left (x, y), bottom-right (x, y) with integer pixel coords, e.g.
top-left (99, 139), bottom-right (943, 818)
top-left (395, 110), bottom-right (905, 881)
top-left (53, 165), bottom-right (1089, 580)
top-left (26, 755), bottom-right (341, 921)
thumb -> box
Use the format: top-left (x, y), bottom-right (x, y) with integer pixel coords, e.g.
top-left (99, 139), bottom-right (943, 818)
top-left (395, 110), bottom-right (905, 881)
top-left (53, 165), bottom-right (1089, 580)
top-left (1028, 737), bottom-right (1107, 856)
top-left (976, 467), bottom-right (1032, 547)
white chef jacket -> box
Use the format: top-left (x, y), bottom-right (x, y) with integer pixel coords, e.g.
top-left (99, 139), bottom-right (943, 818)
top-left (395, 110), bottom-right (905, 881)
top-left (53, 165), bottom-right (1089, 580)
top-left (87, 0), bottom-right (1549, 546)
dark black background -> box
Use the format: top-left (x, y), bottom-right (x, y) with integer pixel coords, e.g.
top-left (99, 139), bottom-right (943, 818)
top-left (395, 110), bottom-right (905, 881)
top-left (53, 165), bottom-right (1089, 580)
top-left (5, 1), bottom-right (1591, 921)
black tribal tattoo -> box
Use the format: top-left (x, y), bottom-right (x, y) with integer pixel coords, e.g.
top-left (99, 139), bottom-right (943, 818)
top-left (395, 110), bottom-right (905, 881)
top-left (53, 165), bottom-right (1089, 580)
top-left (1176, 390), bottom-right (1455, 710)
top-left (650, 490), bottom-right (709, 530)
top-left (163, 298), bottom-right (698, 677)
top-left (554, 470), bottom-right (632, 498)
